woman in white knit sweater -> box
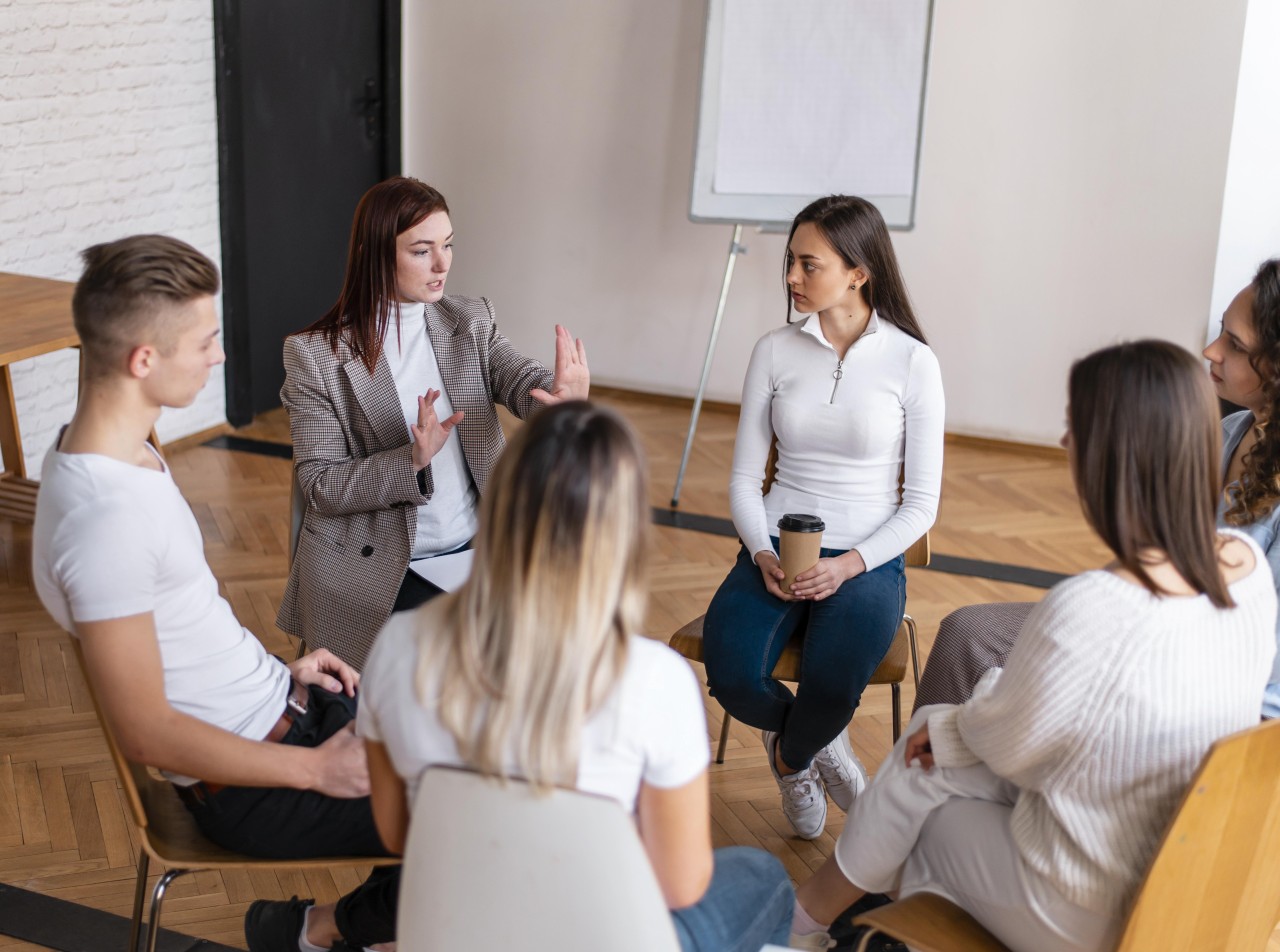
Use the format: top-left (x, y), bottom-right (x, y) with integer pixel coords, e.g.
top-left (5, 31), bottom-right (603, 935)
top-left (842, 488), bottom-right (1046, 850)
top-left (790, 340), bottom-right (1277, 952)
top-left (701, 195), bottom-right (945, 841)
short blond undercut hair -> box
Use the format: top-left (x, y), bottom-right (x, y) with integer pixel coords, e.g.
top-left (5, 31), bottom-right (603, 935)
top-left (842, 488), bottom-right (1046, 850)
top-left (72, 235), bottom-right (220, 378)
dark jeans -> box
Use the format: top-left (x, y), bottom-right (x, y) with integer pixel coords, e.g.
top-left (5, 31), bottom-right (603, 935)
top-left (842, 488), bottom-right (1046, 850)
top-left (703, 542), bottom-right (906, 770)
top-left (178, 686), bottom-right (398, 947)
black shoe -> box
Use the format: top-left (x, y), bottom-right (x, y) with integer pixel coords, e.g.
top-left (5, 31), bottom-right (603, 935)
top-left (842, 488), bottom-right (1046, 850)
top-left (245, 895), bottom-right (314, 952)
top-left (828, 893), bottom-right (907, 951)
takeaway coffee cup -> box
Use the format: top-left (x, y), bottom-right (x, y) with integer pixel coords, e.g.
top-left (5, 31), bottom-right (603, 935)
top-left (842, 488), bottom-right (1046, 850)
top-left (778, 513), bottom-right (825, 595)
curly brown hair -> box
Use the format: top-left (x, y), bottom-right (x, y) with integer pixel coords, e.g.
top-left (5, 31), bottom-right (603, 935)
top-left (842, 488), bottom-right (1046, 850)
top-left (1223, 258), bottom-right (1280, 526)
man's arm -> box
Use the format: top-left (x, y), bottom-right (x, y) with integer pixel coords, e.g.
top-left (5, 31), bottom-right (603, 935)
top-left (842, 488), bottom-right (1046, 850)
top-left (77, 612), bottom-right (368, 798)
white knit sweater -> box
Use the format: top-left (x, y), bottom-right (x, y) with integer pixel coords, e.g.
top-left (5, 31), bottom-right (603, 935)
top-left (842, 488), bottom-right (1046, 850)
top-left (927, 532), bottom-right (1277, 915)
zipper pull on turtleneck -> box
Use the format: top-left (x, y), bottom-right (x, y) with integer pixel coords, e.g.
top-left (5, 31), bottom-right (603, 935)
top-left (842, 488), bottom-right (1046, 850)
top-left (830, 358), bottom-right (845, 403)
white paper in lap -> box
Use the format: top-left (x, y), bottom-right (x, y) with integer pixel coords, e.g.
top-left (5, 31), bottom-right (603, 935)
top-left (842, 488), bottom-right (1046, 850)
top-left (409, 548), bottom-right (474, 593)
top-left (713, 0), bottom-right (928, 197)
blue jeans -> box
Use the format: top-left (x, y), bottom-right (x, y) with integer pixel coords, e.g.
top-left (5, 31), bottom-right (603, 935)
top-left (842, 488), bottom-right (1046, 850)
top-left (671, 846), bottom-right (793, 951)
top-left (703, 542), bottom-right (906, 770)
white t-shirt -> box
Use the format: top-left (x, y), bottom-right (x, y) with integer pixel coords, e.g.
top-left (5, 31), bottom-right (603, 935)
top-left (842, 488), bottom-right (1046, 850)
top-left (358, 601), bottom-right (710, 813)
top-left (384, 301), bottom-right (479, 558)
top-left (32, 441), bottom-right (290, 783)
top-left (729, 313), bottom-right (945, 569)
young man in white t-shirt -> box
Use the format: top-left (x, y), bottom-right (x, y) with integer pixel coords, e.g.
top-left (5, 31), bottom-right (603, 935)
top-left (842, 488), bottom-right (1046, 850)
top-left (31, 235), bottom-right (397, 952)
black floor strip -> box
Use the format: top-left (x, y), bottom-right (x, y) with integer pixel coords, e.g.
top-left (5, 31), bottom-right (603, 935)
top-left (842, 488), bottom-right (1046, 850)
top-left (653, 507), bottom-right (1064, 589)
top-left (927, 554), bottom-right (1067, 589)
top-left (204, 434), bottom-right (293, 459)
top-left (0, 882), bottom-right (238, 952)
top-left (203, 435), bottom-right (1065, 590)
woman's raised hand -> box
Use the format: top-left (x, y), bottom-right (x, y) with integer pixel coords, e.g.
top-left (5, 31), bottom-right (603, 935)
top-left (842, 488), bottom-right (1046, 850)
top-left (530, 325), bottom-right (590, 405)
top-left (411, 389), bottom-right (465, 470)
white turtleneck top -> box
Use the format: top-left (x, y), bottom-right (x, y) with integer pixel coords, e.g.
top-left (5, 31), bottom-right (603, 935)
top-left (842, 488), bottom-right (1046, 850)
top-left (384, 301), bottom-right (478, 558)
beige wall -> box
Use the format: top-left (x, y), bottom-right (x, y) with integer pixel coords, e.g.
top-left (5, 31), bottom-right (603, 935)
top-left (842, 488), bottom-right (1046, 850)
top-left (1209, 0), bottom-right (1280, 332)
top-left (403, 0), bottom-right (1249, 445)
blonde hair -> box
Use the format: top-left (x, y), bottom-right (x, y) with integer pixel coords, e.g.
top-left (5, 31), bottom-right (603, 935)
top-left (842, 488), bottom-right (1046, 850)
top-left (416, 401), bottom-right (650, 791)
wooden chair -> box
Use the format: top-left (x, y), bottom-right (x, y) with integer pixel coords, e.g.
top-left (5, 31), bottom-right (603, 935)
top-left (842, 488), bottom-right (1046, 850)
top-left (850, 718), bottom-right (1280, 952)
top-left (670, 533), bottom-right (929, 763)
top-left (398, 766), bottom-right (681, 952)
top-left (72, 644), bottom-right (395, 952)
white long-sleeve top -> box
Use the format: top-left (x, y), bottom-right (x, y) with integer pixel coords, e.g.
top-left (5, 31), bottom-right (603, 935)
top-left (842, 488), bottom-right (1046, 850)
top-left (927, 532), bottom-right (1277, 916)
top-left (728, 313), bottom-right (944, 569)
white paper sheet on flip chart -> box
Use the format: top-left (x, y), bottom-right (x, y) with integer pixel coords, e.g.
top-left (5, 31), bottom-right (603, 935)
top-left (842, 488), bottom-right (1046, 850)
top-left (408, 548), bottom-right (475, 593)
top-left (713, 0), bottom-right (929, 197)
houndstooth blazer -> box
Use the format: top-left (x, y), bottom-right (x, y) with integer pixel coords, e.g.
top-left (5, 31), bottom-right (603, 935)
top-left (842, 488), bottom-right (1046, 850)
top-left (276, 294), bottom-right (554, 669)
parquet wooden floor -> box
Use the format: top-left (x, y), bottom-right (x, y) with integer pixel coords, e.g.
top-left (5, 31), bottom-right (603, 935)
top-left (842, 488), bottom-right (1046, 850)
top-left (1, 392), bottom-right (1276, 951)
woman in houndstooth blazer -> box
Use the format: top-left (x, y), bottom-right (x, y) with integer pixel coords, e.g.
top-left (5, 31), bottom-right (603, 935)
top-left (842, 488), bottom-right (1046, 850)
top-left (277, 177), bottom-right (589, 669)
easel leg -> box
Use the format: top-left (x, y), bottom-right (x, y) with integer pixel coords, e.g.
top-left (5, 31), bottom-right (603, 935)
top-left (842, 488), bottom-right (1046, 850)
top-left (671, 223), bottom-right (746, 508)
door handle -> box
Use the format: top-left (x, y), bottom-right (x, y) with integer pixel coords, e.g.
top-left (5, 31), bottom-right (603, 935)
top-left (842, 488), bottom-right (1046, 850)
top-left (361, 78), bottom-right (381, 140)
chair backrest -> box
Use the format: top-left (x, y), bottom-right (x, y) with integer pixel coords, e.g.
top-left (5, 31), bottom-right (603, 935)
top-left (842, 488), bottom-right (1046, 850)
top-left (904, 532), bottom-right (930, 568)
top-left (72, 641), bottom-right (155, 836)
top-left (1114, 719), bottom-right (1280, 952)
top-left (398, 766), bottom-right (681, 952)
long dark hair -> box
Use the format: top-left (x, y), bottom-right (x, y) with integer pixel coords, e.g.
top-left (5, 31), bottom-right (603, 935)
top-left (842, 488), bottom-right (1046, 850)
top-left (1223, 258), bottom-right (1280, 527)
top-left (1069, 340), bottom-right (1233, 608)
top-left (784, 195), bottom-right (927, 344)
top-left (304, 176), bottom-right (450, 372)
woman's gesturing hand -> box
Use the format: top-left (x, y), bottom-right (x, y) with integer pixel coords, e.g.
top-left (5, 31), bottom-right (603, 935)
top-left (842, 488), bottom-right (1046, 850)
top-left (904, 723), bottom-right (934, 771)
top-left (754, 551), bottom-right (796, 602)
top-left (789, 550), bottom-right (866, 601)
top-left (411, 388), bottom-right (465, 471)
top-left (530, 325), bottom-right (590, 405)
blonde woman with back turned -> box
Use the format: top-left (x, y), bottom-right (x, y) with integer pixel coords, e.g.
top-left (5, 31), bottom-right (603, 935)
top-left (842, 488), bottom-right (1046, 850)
top-left (357, 401), bottom-right (793, 951)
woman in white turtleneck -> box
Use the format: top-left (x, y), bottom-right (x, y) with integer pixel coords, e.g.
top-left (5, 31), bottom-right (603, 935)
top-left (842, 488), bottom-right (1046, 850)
top-left (277, 176), bottom-right (589, 669)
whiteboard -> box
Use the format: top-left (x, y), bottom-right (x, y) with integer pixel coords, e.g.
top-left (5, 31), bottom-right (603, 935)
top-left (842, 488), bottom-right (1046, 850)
top-left (689, 0), bottom-right (934, 230)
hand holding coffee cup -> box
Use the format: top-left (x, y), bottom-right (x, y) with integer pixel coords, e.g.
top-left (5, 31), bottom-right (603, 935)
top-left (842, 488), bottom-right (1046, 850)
top-left (778, 513), bottom-right (825, 595)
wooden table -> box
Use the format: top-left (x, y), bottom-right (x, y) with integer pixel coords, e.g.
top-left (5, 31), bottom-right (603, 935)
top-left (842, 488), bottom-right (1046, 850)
top-left (0, 272), bottom-right (79, 521)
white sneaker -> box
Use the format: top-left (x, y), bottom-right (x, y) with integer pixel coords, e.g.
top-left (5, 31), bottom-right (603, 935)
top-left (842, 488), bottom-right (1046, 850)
top-left (812, 729), bottom-right (868, 812)
top-left (763, 730), bottom-right (827, 839)
top-left (789, 930), bottom-right (835, 950)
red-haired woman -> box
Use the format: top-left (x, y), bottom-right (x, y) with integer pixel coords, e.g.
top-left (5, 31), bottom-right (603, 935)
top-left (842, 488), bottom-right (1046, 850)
top-left (277, 177), bottom-right (589, 668)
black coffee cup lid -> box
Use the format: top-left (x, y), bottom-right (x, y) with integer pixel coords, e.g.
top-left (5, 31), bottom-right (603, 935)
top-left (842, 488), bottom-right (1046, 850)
top-left (778, 513), bottom-right (825, 533)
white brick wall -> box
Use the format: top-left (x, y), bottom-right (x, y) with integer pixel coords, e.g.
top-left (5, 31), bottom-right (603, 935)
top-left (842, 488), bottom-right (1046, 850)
top-left (0, 0), bottom-right (226, 475)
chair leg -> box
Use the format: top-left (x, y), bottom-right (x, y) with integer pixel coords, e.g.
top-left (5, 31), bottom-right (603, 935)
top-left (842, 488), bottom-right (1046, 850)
top-left (716, 711), bottom-right (732, 764)
top-left (906, 615), bottom-right (920, 687)
top-left (129, 852), bottom-right (150, 952)
top-left (891, 683), bottom-right (902, 741)
top-left (144, 868), bottom-right (189, 952)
